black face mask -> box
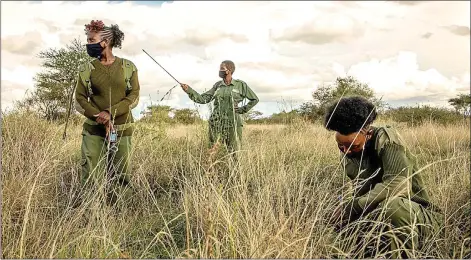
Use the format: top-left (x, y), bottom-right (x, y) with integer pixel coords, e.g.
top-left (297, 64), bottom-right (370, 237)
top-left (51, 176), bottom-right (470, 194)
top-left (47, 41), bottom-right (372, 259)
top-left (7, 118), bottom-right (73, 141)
top-left (346, 151), bottom-right (363, 160)
top-left (86, 41), bottom-right (104, 59)
top-left (219, 70), bottom-right (227, 78)
top-left (345, 138), bottom-right (373, 160)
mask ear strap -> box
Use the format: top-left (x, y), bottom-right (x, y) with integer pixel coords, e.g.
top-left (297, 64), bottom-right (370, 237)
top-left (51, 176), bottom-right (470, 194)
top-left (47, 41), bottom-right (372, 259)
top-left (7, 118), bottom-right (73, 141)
top-left (365, 127), bottom-right (373, 140)
top-left (360, 126), bottom-right (373, 139)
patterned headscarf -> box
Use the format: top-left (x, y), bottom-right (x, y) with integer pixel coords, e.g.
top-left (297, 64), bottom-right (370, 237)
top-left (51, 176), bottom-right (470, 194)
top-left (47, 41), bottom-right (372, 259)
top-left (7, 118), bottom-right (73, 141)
top-left (84, 20), bottom-right (124, 49)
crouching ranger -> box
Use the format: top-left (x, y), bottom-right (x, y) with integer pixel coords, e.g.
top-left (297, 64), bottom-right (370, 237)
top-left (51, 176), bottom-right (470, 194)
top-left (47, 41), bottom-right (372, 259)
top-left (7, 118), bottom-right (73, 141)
top-left (324, 96), bottom-right (443, 258)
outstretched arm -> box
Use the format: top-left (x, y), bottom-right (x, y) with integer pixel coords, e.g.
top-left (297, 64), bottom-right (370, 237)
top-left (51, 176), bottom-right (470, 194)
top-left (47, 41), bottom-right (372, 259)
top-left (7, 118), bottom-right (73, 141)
top-left (181, 83), bottom-right (218, 104)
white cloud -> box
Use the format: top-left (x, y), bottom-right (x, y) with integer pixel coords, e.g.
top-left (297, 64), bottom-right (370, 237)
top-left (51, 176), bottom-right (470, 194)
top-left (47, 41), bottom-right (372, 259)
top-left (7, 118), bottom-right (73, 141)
top-left (461, 72), bottom-right (470, 85)
top-left (344, 51), bottom-right (468, 105)
top-left (1, 1), bottom-right (469, 116)
top-left (1, 66), bottom-right (38, 86)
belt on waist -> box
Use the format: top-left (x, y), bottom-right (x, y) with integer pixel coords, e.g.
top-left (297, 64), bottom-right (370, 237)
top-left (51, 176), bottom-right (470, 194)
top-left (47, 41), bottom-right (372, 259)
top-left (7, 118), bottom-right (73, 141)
top-left (85, 118), bottom-right (133, 131)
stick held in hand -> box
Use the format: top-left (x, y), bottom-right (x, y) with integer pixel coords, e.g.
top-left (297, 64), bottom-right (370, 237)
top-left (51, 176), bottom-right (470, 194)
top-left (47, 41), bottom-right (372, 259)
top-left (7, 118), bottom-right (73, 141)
top-left (142, 49), bottom-right (181, 85)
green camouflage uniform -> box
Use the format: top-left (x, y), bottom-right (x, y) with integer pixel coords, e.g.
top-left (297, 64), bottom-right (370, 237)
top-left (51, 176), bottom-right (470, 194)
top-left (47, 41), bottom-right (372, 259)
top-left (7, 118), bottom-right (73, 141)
top-left (338, 125), bottom-right (443, 257)
top-left (185, 79), bottom-right (259, 153)
top-left (75, 57), bottom-right (140, 198)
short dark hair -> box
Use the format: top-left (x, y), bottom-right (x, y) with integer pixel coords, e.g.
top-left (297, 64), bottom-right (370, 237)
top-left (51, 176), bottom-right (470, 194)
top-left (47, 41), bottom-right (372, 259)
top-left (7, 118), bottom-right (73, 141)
top-left (222, 60), bottom-right (235, 74)
top-left (323, 96), bottom-right (377, 135)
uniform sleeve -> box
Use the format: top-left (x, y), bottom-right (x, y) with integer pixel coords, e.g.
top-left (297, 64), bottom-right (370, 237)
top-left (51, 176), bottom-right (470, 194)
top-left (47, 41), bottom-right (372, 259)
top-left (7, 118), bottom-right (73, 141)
top-left (345, 142), bottom-right (412, 216)
top-left (75, 73), bottom-right (101, 118)
top-left (237, 81), bottom-right (259, 114)
top-left (106, 69), bottom-right (140, 117)
top-left (186, 83), bottom-right (218, 104)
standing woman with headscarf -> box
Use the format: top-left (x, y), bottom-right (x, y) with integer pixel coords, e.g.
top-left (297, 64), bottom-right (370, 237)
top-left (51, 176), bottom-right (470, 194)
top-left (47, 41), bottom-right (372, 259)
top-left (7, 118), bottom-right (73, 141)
top-left (75, 20), bottom-right (140, 204)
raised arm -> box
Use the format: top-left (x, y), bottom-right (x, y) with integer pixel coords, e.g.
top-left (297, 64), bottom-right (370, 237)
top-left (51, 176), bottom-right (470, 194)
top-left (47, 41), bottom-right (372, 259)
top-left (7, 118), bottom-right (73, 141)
top-left (182, 83), bottom-right (218, 104)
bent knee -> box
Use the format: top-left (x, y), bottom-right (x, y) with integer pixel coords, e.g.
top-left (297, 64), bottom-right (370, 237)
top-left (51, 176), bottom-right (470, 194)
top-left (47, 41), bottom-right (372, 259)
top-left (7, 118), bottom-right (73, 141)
top-left (379, 197), bottom-right (416, 226)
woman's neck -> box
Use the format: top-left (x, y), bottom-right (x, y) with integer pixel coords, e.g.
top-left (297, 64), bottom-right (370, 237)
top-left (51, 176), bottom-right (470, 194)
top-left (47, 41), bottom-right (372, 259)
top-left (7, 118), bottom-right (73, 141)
top-left (100, 49), bottom-right (115, 63)
top-left (224, 76), bottom-right (232, 85)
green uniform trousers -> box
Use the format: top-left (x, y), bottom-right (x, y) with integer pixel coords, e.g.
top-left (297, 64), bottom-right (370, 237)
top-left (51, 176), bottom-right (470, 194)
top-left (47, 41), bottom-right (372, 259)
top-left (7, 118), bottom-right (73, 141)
top-left (382, 197), bottom-right (443, 258)
top-left (80, 129), bottom-right (132, 201)
top-left (335, 197), bottom-right (443, 258)
top-left (209, 123), bottom-right (243, 153)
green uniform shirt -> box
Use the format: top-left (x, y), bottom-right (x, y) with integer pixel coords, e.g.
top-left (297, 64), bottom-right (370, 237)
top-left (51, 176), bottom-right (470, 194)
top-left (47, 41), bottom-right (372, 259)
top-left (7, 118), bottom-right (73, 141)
top-left (343, 125), bottom-right (433, 215)
top-left (75, 57), bottom-right (140, 136)
top-left (185, 79), bottom-right (259, 127)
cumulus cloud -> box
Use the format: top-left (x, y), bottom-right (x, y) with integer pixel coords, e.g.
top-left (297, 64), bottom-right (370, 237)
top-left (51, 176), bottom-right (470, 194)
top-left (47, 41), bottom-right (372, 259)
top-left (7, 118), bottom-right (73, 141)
top-left (1, 81), bottom-right (33, 111)
top-left (1, 65), bottom-right (39, 87)
top-left (443, 25), bottom-right (470, 36)
top-left (1, 31), bottom-right (43, 55)
top-left (270, 14), bottom-right (365, 45)
top-left (1, 1), bottom-right (469, 117)
top-left (421, 32), bottom-right (433, 39)
top-left (337, 51), bottom-right (469, 106)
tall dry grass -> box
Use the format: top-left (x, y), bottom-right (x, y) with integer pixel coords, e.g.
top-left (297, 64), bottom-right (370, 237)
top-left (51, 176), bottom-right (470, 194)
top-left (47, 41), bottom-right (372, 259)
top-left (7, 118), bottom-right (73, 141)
top-left (1, 113), bottom-right (470, 258)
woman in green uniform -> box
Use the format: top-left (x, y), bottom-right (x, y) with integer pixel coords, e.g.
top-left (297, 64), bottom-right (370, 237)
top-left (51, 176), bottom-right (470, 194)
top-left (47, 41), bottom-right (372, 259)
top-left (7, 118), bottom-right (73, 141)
top-left (180, 60), bottom-right (259, 156)
top-left (324, 96), bottom-right (443, 258)
top-left (75, 20), bottom-right (140, 203)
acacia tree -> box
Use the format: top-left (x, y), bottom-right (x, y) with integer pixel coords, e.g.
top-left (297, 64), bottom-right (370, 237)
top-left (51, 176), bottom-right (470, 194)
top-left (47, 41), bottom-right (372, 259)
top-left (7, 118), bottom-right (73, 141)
top-left (299, 76), bottom-right (387, 122)
top-left (448, 93), bottom-right (471, 115)
top-left (312, 76), bottom-right (385, 108)
top-left (141, 105), bottom-right (174, 124)
top-left (18, 38), bottom-right (93, 121)
top-left (242, 110), bottom-right (263, 122)
top-left (173, 108), bottom-right (201, 124)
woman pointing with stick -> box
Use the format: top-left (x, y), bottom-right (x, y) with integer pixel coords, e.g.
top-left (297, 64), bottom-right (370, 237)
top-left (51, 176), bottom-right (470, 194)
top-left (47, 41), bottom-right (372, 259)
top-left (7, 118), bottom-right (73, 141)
top-left (180, 60), bottom-right (259, 159)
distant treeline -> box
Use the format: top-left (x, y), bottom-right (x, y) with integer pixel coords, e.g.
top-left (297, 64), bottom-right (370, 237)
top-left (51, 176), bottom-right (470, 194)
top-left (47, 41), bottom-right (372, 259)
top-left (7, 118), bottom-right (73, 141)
top-left (11, 38), bottom-right (470, 127)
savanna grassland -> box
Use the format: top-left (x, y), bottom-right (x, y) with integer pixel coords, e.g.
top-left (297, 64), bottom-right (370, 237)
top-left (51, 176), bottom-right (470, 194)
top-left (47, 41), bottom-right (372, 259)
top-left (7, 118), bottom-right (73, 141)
top-left (1, 113), bottom-right (470, 258)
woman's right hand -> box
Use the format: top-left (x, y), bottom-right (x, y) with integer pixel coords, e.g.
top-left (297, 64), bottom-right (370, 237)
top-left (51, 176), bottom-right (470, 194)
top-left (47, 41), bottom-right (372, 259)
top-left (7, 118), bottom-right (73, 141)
top-left (94, 111), bottom-right (111, 125)
top-left (180, 83), bottom-right (189, 92)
